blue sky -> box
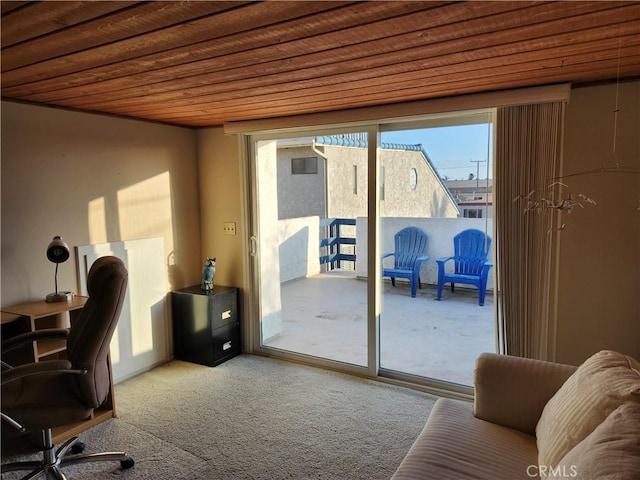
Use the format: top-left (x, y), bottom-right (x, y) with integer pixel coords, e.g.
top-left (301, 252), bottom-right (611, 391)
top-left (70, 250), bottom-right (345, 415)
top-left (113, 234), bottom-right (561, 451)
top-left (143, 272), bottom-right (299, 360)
top-left (382, 124), bottom-right (493, 180)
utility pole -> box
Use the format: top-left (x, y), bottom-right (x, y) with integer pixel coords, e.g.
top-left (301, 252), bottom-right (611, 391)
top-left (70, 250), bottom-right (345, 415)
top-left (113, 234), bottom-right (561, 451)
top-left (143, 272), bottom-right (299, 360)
top-left (470, 159), bottom-right (486, 188)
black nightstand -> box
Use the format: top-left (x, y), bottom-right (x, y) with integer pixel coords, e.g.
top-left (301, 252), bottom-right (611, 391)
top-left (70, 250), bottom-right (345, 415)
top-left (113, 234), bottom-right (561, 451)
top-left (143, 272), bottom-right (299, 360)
top-left (171, 285), bottom-right (240, 367)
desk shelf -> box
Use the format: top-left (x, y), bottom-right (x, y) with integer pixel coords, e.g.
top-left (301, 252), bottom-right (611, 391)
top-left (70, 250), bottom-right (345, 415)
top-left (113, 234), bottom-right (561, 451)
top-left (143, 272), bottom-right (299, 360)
top-left (1, 296), bottom-right (116, 444)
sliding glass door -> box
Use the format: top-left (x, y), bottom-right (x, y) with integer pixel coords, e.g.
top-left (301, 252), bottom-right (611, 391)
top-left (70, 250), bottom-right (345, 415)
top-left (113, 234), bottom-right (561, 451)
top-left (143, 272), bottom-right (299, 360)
top-left (249, 111), bottom-right (497, 388)
top-left (253, 133), bottom-right (369, 367)
top-left (379, 115), bottom-right (495, 386)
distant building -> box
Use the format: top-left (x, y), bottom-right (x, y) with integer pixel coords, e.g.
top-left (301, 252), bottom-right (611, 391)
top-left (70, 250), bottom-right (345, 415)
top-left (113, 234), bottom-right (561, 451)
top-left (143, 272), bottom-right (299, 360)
top-left (445, 179), bottom-right (493, 218)
top-left (277, 136), bottom-right (460, 220)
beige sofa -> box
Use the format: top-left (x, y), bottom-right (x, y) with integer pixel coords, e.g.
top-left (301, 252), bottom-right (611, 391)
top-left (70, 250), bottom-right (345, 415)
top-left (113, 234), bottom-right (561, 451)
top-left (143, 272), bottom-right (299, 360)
top-left (392, 351), bottom-right (640, 480)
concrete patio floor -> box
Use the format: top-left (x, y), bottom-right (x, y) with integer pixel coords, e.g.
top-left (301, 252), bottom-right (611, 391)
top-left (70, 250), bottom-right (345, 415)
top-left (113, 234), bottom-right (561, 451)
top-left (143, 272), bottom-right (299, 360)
top-left (264, 272), bottom-right (497, 386)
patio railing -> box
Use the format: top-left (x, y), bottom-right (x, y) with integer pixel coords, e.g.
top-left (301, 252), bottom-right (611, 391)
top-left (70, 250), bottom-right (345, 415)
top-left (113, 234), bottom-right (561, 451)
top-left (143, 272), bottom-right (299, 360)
top-left (277, 215), bottom-right (494, 291)
top-left (319, 218), bottom-right (356, 270)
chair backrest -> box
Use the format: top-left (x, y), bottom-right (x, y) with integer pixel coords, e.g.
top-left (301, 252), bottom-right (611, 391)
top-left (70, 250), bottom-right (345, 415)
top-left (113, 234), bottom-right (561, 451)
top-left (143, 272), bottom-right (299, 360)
top-left (452, 229), bottom-right (491, 275)
top-left (393, 227), bottom-right (428, 269)
top-left (66, 256), bottom-right (128, 408)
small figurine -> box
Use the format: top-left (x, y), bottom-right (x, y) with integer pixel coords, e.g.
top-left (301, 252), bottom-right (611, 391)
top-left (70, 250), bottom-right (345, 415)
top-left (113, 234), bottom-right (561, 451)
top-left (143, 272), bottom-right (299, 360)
top-left (201, 257), bottom-right (216, 291)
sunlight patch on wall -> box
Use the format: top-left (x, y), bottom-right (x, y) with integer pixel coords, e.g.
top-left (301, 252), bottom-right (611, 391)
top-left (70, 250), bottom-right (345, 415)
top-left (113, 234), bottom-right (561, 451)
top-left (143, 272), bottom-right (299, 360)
top-left (88, 197), bottom-right (108, 244)
top-left (124, 238), bottom-right (165, 357)
top-left (116, 171), bottom-right (174, 256)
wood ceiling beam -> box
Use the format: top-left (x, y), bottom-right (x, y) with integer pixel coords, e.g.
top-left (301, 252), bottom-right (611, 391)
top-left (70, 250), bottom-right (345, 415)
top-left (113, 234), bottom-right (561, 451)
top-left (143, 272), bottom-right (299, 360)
top-left (98, 41), bottom-right (640, 118)
top-left (1, 1), bottom-right (139, 48)
top-left (0, 1), bottom-right (31, 16)
top-left (1, 1), bottom-right (637, 127)
top-left (0, 1), bottom-right (360, 80)
top-left (25, 9), bottom-right (638, 111)
top-left (1, 1), bottom-right (260, 71)
top-left (78, 29), bottom-right (639, 114)
top-left (152, 62), bottom-right (640, 127)
top-left (0, 1), bottom-right (439, 90)
top-left (4, 1), bottom-right (625, 103)
top-left (99, 48), bottom-right (640, 122)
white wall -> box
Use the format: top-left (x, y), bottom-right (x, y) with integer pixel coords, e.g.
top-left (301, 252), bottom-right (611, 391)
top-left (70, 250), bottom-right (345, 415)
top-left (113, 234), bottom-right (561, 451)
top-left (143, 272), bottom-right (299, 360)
top-left (1, 102), bottom-right (202, 306)
top-left (379, 147), bottom-right (460, 218)
top-left (555, 81), bottom-right (640, 364)
top-left (277, 146), bottom-right (326, 220)
top-left (278, 216), bottom-right (321, 283)
top-left (324, 144), bottom-right (459, 219)
top-left (1, 101), bottom-right (201, 380)
top-left (197, 127), bottom-right (245, 289)
top-left (254, 140), bottom-right (282, 340)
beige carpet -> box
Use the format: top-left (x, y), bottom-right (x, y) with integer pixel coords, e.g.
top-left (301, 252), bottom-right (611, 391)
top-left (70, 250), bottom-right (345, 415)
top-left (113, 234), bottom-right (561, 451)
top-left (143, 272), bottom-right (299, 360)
top-left (2, 355), bottom-right (439, 479)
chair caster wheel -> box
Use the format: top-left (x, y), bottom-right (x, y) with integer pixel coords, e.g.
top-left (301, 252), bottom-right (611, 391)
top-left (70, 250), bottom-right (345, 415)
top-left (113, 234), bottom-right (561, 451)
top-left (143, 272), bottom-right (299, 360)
top-left (121, 458), bottom-right (135, 469)
top-left (71, 442), bottom-right (85, 454)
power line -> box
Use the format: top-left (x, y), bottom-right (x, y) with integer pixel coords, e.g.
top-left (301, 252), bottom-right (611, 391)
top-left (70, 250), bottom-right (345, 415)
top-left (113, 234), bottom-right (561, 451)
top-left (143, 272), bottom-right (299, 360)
top-left (470, 159), bottom-right (487, 186)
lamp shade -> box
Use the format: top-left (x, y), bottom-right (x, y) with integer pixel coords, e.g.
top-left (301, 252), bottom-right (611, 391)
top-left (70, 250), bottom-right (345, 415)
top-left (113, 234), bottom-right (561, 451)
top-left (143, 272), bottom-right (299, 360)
top-left (46, 236), bottom-right (70, 263)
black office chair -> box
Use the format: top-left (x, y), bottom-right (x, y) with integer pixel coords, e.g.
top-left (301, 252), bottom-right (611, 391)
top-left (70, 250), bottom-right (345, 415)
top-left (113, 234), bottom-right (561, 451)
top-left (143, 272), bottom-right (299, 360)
top-left (1, 256), bottom-right (134, 479)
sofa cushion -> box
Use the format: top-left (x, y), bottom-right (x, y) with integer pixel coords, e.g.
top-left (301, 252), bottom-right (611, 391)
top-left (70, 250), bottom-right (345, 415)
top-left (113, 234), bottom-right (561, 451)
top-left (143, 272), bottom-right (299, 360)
top-left (536, 350), bottom-right (640, 469)
top-left (474, 353), bottom-right (576, 436)
top-left (549, 402), bottom-right (640, 480)
top-left (392, 398), bottom-right (539, 480)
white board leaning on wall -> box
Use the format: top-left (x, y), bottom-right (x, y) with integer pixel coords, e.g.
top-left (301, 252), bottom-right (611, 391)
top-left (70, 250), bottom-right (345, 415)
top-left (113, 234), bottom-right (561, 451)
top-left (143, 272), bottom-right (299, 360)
top-left (76, 237), bottom-right (169, 383)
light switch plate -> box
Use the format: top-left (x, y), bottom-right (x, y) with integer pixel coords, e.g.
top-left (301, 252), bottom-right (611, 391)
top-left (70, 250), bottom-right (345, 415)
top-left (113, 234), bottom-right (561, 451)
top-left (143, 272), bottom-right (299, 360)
top-left (223, 222), bottom-right (236, 235)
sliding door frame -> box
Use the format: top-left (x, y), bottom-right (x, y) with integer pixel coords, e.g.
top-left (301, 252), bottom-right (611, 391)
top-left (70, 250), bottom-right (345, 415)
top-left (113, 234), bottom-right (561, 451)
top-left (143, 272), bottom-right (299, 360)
top-left (246, 125), bottom-right (380, 379)
top-left (366, 125), bottom-right (381, 379)
top-left (234, 85), bottom-right (570, 398)
top-left (243, 120), bottom-right (482, 398)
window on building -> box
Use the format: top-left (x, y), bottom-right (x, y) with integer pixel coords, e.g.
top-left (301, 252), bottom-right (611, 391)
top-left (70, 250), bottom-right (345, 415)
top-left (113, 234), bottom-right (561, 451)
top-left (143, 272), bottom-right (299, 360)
top-left (409, 168), bottom-right (418, 190)
top-left (353, 165), bottom-right (358, 194)
top-left (291, 157), bottom-right (318, 174)
top-left (463, 208), bottom-right (483, 218)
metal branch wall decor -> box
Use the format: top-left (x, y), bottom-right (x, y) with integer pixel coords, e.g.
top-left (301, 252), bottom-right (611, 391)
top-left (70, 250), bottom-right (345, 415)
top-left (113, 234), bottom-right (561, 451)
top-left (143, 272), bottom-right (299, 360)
top-left (513, 183), bottom-right (597, 215)
top-left (513, 183), bottom-right (597, 231)
top-left (513, 51), bottom-right (639, 227)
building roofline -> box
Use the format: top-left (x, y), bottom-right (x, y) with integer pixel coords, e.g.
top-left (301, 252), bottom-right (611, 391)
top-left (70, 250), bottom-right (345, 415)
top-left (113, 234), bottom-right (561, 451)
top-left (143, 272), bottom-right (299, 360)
top-left (314, 136), bottom-right (461, 216)
top-left (314, 135), bottom-right (424, 152)
top-left (417, 146), bottom-right (460, 215)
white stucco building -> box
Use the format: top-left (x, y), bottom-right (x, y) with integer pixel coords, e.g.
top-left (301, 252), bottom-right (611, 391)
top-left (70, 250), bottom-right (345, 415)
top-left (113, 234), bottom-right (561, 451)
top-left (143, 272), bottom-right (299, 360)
top-left (445, 179), bottom-right (493, 218)
top-left (276, 136), bottom-right (460, 220)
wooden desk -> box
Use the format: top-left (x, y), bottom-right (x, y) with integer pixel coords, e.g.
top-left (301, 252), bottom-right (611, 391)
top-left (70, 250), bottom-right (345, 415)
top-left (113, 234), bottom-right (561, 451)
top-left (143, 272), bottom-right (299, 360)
top-left (1, 297), bottom-right (115, 443)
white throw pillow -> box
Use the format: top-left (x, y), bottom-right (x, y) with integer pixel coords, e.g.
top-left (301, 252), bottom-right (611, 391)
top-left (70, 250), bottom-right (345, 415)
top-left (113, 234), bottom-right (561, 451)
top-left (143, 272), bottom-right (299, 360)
top-left (536, 350), bottom-right (640, 471)
top-left (549, 402), bottom-right (640, 480)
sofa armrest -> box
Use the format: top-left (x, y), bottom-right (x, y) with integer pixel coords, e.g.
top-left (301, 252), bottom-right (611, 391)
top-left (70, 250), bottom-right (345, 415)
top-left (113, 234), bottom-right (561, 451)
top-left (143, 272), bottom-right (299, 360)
top-left (473, 352), bottom-right (577, 436)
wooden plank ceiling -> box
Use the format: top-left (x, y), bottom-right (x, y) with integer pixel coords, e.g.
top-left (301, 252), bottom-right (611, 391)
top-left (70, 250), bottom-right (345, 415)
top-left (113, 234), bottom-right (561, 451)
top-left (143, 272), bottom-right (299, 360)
top-left (2, 1), bottom-right (639, 127)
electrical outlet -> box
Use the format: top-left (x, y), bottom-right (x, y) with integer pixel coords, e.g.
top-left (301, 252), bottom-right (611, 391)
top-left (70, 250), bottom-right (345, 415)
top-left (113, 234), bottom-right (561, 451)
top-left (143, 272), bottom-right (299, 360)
top-left (223, 222), bottom-right (236, 235)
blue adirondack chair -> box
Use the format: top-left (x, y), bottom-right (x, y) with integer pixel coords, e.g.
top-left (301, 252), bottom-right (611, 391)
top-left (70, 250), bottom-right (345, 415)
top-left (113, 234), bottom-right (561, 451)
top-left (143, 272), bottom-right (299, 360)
top-left (382, 227), bottom-right (429, 298)
top-left (436, 228), bottom-right (493, 306)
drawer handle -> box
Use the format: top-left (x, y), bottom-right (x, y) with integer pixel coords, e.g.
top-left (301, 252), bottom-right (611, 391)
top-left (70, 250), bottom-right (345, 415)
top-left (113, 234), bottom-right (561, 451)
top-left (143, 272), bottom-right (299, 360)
top-left (222, 310), bottom-right (232, 320)
top-left (223, 341), bottom-right (232, 351)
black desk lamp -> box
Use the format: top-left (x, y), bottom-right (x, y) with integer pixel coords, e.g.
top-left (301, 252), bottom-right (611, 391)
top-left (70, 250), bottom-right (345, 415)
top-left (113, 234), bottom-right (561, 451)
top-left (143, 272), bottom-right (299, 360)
top-left (45, 236), bottom-right (72, 303)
